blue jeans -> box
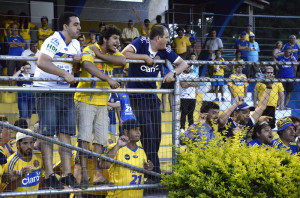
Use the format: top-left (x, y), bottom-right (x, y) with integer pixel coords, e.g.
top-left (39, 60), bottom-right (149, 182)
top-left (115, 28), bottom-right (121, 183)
top-left (18, 94), bottom-right (35, 119)
top-left (36, 92), bottom-right (76, 136)
top-left (129, 94), bottom-right (162, 174)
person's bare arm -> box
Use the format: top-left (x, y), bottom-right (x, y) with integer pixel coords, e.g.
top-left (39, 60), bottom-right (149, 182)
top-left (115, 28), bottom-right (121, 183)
top-left (251, 88), bottom-right (271, 123)
top-left (37, 53), bottom-right (75, 84)
top-left (219, 95), bottom-right (244, 127)
top-left (164, 57), bottom-right (189, 83)
top-left (122, 45), bottom-right (154, 65)
top-left (89, 45), bottom-right (126, 66)
top-left (253, 91), bottom-right (258, 108)
top-left (278, 91), bottom-right (284, 110)
top-left (228, 85), bottom-right (235, 98)
top-left (82, 61), bottom-right (119, 89)
top-left (107, 101), bottom-right (120, 108)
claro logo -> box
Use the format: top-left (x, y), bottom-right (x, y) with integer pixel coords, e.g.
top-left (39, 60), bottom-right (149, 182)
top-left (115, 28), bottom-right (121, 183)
top-left (140, 65), bottom-right (159, 73)
top-left (20, 169), bottom-right (41, 187)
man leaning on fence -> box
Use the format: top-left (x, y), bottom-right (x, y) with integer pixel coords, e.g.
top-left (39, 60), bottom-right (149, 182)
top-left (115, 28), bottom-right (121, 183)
top-left (122, 25), bottom-right (189, 183)
top-left (74, 24), bottom-right (126, 189)
top-left (34, 12), bottom-right (81, 190)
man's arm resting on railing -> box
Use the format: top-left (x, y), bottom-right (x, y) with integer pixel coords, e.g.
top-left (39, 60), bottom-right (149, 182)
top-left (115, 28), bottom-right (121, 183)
top-left (122, 45), bottom-right (154, 65)
top-left (89, 45), bottom-right (126, 66)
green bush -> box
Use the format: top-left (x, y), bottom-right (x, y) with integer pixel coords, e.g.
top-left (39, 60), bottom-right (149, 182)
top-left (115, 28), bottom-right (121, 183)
top-left (162, 131), bottom-right (300, 198)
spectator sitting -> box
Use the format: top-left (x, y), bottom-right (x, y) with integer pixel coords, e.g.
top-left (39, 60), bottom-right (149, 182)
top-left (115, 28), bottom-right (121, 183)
top-left (13, 63), bottom-right (35, 126)
top-left (248, 33), bottom-right (260, 77)
top-left (21, 40), bottom-right (39, 74)
top-left (228, 65), bottom-right (248, 104)
top-left (181, 101), bottom-right (219, 145)
top-left (247, 121), bottom-right (273, 146)
top-left (121, 19), bottom-right (140, 46)
top-left (3, 132), bottom-right (43, 194)
top-left (272, 117), bottom-right (299, 155)
top-left (87, 29), bottom-right (97, 46)
top-left (18, 12), bottom-right (37, 49)
top-left (179, 65), bottom-right (198, 132)
top-left (172, 27), bottom-right (191, 60)
top-left (253, 66), bottom-right (284, 129)
top-left (276, 47), bottom-right (296, 109)
top-left (212, 50), bottom-right (226, 102)
top-left (37, 16), bottom-right (53, 50)
top-left (203, 29), bottom-right (223, 61)
top-left (103, 119), bottom-right (154, 197)
top-left (6, 23), bottom-right (25, 82)
top-left (238, 24), bottom-right (254, 41)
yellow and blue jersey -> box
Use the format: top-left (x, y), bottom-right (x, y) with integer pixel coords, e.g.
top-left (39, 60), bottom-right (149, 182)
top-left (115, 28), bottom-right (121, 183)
top-left (3, 141), bottom-right (16, 158)
top-left (3, 151), bottom-right (43, 198)
top-left (74, 43), bottom-right (125, 105)
top-left (212, 57), bottom-right (225, 76)
top-left (37, 27), bottom-right (53, 49)
top-left (0, 146), bottom-right (7, 186)
top-left (272, 138), bottom-right (299, 155)
top-left (107, 145), bottom-right (147, 198)
top-left (228, 73), bottom-right (248, 97)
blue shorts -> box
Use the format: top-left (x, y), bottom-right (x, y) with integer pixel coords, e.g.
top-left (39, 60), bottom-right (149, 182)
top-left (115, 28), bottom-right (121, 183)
top-left (212, 75), bottom-right (225, 86)
top-left (36, 92), bottom-right (76, 136)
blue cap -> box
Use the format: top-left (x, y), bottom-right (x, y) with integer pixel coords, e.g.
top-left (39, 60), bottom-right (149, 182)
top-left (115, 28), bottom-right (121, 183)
top-left (122, 119), bottom-right (140, 130)
top-left (234, 103), bottom-right (255, 112)
top-left (277, 117), bottom-right (295, 131)
top-left (89, 29), bottom-right (97, 34)
top-left (245, 24), bottom-right (252, 27)
top-left (241, 31), bottom-right (247, 35)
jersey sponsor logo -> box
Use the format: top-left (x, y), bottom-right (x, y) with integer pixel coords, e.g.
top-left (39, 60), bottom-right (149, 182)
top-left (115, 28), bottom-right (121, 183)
top-left (140, 65), bottom-right (160, 73)
top-left (133, 155), bottom-right (138, 158)
top-left (166, 46), bottom-right (172, 53)
top-left (46, 43), bottom-right (58, 53)
top-left (50, 38), bottom-right (59, 47)
top-left (125, 154), bottom-right (130, 160)
top-left (20, 169), bottom-right (41, 187)
top-left (34, 160), bottom-right (39, 167)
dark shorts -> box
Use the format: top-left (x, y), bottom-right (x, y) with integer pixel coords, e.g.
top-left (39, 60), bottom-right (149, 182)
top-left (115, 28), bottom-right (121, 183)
top-left (282, 81), bottom-right (294, 93)
top-left (35, 92), bottom-right (76, 136)
top-left (212, 75), bottom-right (225, 86)
top-left (161, 82), bottom-right (175, 89)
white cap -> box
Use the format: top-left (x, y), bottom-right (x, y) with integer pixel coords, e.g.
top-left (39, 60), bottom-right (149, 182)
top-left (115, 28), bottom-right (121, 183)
top-left (16, 130), bottom-right (33, 142)
top-left (249, 33), bottom-right (255, 37)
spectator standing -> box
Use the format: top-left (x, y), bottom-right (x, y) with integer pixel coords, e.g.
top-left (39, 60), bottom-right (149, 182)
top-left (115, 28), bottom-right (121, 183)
top-left (121, 20), bottom-right (140, 46)
top-left (21, 40), bottom-right (39, 74)
top-left (247, 121), bottom-right (273, 146)
top-left (253, 66), bottom-right (284, 129)
top-left (122, 25), bottom-right (188, 181)
top-left (282, 35), bottom-right (300, 60)
top-left (231, 50), bottom-right (244, 74)
top-left (154, 15), bottom-right (169, 29)
top-left (276, 47), bottom-right (296, 109)
top-left (273, 117), bottom-right (300, 155)
top-left (238, 24), bottom-right (254, 41)
top-left (6, 23), bottom-right (25, 86)
top-left (212, 50), bottom-right (226, 101)
top-left (103, 119), bottom-right (154, 197)
top-left (184, 25), bottom-right (198, 55)
top-left (18, 12), bottom-right (37, 49)
top-left (172, 27), bottom-right (191, 60)
top-left (179, 66), bottom-right (198, 131)
top-left (190, 52), bottom-right (201, 77)
top-left (142, 19), bottom-right (151, 36)
top-left (34, 12), bottom-right (81, 189)
top-left (3, 132), bottom-right (43, 196)
top-left (87, 29), bottom-right (97, 46)
top-left (77, 33), bottom-right (87, 51)
top-left (228, 65), bottom-right (248, 104)
top-left (107, 93), bottom-right (120, 144)
top-left (13, 62), bottom-right (35, 126)
top-left (236, 31), bottom-right (250, 61)
top-left (248, 33), bottom-right (260, 77)
top-left (273, 41), bottom-right (284, 61)
top-left (37, 16), bottom-right (53, 49)
top-left (74, 25), bottom-right (126, 189)
top-left (203, 29), bottom-right (223, 60)
top-left (2, 10), bottom-right (16, 41)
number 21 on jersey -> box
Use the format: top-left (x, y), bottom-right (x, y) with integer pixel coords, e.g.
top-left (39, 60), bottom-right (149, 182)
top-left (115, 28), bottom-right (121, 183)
top-left (130, 174), bottom-right (142, 185)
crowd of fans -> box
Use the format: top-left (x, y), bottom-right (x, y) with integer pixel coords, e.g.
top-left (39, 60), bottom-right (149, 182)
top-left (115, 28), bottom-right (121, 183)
top-left (0, 9), bottom-right (299, 198)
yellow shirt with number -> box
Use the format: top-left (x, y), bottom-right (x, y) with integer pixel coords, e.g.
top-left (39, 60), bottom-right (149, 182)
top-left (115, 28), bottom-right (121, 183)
top-left (3, 151), bottom-right (43, 198)
top-left (19, 22), bottom-right (36, 40)
top-left (107, 145), bottom-right (147, 198)
top-left (254, 82), bottom-right (284, 107)
top-left (74, 43), bottom-right (125, 105)
top-left (228, 73), bottom-right (248, 97)
top-left (172, 36), bottom-right (191, 54)
top-left (37, 27), bottom-right (53, 49)
top-left (212, 57), bottom-right (225, 76)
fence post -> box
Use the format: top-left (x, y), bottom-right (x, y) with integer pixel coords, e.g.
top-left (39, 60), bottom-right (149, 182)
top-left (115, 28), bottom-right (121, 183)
top-left (172, 78), bottom-right (181, 165)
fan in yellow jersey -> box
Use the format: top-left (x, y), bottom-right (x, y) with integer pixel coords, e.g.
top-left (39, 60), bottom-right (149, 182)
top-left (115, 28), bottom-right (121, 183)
top-left (228, 65), bottom-right (248, 104)
top-left (3, 132), bottom-right (43, 198)
top-left (74, 24), bottom-right (126, 189)
top-left (212, 50), bottom-right (226, 102)
top-left (231, 50), bottom-right (244, 73)
top-left (0, 117), bottom-right (15, 159)
top-left (103, 119), bottom-right (154, 198)
top-left (18, 12), bottom-right (37, 49)
top-left (37, 16), bottom-right (53, 49)
top-left (0, 145), bottom-right (7, 186)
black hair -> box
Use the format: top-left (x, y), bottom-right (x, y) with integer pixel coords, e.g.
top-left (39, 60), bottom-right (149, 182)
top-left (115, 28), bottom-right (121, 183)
top-left (252, 122), bottom-right (270, 139)
top-left (30, 40), bottom-right (38, 45)
top-left (144, 19), bottom-right (150, 24)
top-left (289, 116), bottom-right (300, 124)
top-left (14, 119), bottom-right (28, 129)
top-left (19, 12), bottom-right (29, 29)
top-left (98, 24), bottom-right (121, 45)
top-left (200, 101), bottom-right (219, 113)
top-left (156, 15), bottom-right (162, 23)
top-left (285, 46), bottom-right (292, 51)
top-left (128, 19), bottom-right (133, 23)
top-left (190, 52), bottom-right (196, 57)
top-left (236, 50), bottom-right (242, 55)
top-left (150, 25), bottom-right (166, 40)
top-left (41, 16), bottom-right (48, 23)
top-left (58, 12), bottom-right (78, 31)
top-left (176, 27), bottom-right (184, 33)
top-left (22, 62), bottom-right (31, 67)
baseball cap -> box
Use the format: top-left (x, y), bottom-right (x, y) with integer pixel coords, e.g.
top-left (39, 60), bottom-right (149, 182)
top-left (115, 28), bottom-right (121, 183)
top-left (277, 117), bottom-right (295, 131)
top-left (249, 33), bottom-right (255, 37)
top-left (241, 31), bottom-right (247, 35)
top-left (234, 103), bottom-right (255, 112)
top-left (122, 119), bottom-right (140, 130)
top-left (245, 24), bottom-right (252, 27)
top-left (16, 131), bottom-right (33, 142)
top-left (89, 29), bottom-right (97, 34)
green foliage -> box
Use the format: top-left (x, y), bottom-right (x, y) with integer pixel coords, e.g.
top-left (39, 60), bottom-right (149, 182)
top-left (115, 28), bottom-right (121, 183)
top-left (162, 133), bottom-right (300, 198)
